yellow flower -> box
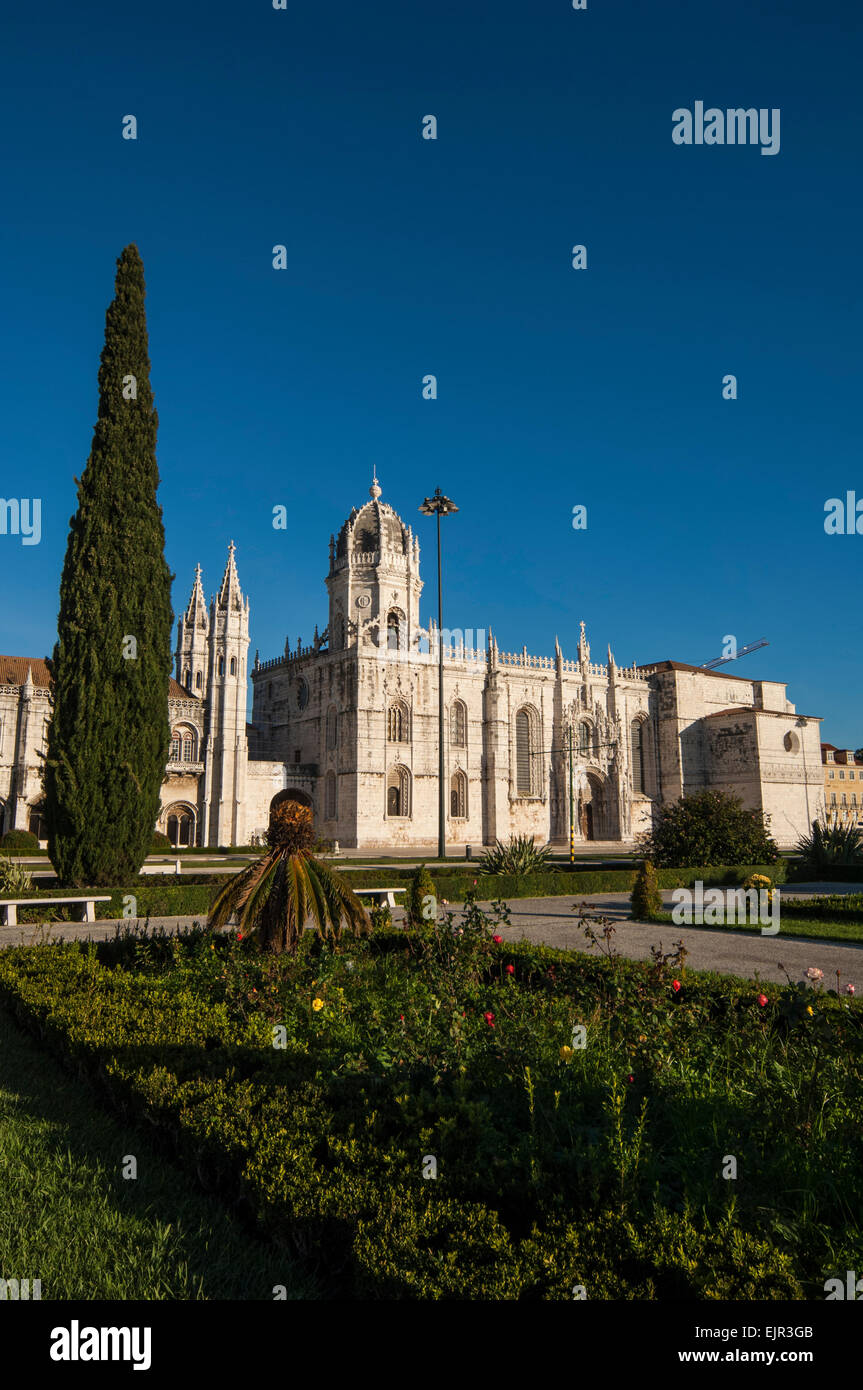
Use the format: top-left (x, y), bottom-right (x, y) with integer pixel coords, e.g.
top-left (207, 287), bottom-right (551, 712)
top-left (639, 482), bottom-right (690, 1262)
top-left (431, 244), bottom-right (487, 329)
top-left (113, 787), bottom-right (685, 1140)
top-left (312, 998), bottom-right (324, 1012)
top-left (560, 1045), bottom-right (573, 1062)
top-left (806, 1005), bottom-right (813, 1016)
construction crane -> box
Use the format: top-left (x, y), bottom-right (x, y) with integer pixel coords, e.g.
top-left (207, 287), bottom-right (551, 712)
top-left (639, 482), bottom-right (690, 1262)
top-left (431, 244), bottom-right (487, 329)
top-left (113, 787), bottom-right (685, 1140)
top-left (701, 639), bottom-right (769, 670)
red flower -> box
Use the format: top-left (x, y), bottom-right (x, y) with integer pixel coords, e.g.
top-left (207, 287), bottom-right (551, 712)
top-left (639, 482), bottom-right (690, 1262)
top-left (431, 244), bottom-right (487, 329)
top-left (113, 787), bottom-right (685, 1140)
top-left (757, 993), bottom-right (768, 1007)
top-left (627, 1074), bottom-right (634, 1083)
top-left (492, 934), bottom-right (503, 944)
top-left (399, 1014), bottom-right (405, 1023)
top-left (237, 932), bottom-right (244, 941)
top-left (506, 964), bottom-right (515, 975)
top-left (672, 979), bottom-right (681, 992)
top-left (484, 1011), bottom-right (495, 1027)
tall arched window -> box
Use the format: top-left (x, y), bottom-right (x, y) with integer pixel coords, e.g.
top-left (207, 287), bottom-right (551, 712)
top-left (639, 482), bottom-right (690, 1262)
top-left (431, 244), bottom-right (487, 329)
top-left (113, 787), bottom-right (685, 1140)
top-left (196, 671), bottom-right (203, 690)
top-left (326, 707), bottom-right (337, 749)
top-left (387, 611), bottom-right (403, 651)
top-left (450, 770), bottom-right (467, 819)
top-left (230, 657), bottom-right (236, 675)
top-left (386, 765), bottom-right (411, 817)
top-left (218, 655), bottom-right (225, 677)
top-left (578, 721), bottom-right (591, 758)
top-left (325, 770), bottom-right (337, 820)
top-left (450, 700), bottom-right (467, 747)
top-left (515, 708), bottom-right (535, 796)
top-left (631, 719), bottom-right (645, 795)
top-left (183, 667), bottom-right (191, 688)
top-left (387, 702), bottom-right (408, 743)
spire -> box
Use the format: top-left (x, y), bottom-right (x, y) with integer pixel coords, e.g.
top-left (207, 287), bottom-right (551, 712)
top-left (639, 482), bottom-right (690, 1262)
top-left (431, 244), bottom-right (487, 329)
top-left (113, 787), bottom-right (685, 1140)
top-left (184, 563), bottom-right (208, 627)
top-left (578, 620), bottom-right (590, 664)
top-left (216, 541), bottom-right (243, 610)
top-left (370, 467), bottom-right (382, 501)
top-left (607, 643), bottom-right (616, 670)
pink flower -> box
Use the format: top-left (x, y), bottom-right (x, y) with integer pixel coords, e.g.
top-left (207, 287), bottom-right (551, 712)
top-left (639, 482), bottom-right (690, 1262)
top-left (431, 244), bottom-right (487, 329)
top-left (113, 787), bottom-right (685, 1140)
top-left (492, 934), bottom-right (503, 944)
top-left (671, 979), bottom-right (681, 992)
top-left (506, 964), bottom-right (515, 975)
top-left (847, 984), bottom-right (856, 996)
top-left (484, 1011), bottom-right (495, 1027)
top-left (804, 967), bottom-right (824, 982)
top-left (757, 993), bottom-right (768, 1007)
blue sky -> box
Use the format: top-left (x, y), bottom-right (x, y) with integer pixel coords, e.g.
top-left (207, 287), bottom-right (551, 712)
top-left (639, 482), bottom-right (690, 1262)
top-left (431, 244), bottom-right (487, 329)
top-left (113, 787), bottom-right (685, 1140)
top-left (1, 0), bottom-right (860, 743)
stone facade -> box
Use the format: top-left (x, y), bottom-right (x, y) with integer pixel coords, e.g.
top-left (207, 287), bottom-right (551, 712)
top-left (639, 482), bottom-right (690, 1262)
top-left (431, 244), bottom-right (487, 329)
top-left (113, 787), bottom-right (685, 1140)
top-left (0, 480), bottom-right (826, 850)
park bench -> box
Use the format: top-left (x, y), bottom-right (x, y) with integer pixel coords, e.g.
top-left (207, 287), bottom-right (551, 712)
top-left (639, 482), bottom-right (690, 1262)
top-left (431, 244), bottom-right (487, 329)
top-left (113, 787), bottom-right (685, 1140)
top-left (0, 895), bottom-right (112, 926)
top-left (354, 887), bottom-right (406, 912)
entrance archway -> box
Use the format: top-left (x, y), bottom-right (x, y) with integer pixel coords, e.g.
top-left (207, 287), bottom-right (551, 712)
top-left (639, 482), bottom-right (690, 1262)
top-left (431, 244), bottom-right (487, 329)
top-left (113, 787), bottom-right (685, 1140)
top-left (269, 789), bottom-right (313, 822)
top-left (578, 774), bottom-right (606, 841)
top-left (164, 802), bottom-right (196, 848)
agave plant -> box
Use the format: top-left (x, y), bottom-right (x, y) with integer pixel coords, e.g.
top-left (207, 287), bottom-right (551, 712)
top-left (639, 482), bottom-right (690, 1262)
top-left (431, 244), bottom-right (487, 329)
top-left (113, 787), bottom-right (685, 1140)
top-left (208, 801), bottom-right (369, 954)
top-left (478, 834), bottom-right (552, 876)
top-left (0, 853), bottom-right (33, 895)
top-left (795, 817), bottom-right (863, 873)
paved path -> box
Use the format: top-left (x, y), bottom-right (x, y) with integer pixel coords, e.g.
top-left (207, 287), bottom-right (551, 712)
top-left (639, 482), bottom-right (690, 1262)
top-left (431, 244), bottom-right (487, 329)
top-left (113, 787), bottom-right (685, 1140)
top-left (0, 888), bottom-right (859, 990)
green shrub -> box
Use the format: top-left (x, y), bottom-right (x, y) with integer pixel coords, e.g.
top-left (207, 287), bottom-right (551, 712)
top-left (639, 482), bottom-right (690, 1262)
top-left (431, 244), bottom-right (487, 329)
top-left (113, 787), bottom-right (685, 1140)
top-left (353, 1194), bottom-right (522, 1299)
top-left (479, 835), bottom-right (551, 876)
top-left (630, 861), bottom-right (662, 919)
top-left (637, 791), bottom-right (779, 868)
top-left (0, 829), bottom-right (39, 850)
top-left (151, 831), bottom-right (171, 850)
top-left (405, 863), bottom-right (435, 926)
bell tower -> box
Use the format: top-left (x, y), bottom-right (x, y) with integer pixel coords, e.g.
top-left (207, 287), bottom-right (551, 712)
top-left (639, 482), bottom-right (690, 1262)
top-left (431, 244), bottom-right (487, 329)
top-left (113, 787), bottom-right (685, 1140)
top-left (326, 472), bottom-right (422, 654)
top-left (201, 542), bottom-right (250, 846)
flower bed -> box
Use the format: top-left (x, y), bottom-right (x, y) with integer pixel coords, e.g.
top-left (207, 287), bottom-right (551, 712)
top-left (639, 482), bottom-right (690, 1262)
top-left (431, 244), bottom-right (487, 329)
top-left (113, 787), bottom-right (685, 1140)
top-left (0, 900), bottom-right (859, 1299)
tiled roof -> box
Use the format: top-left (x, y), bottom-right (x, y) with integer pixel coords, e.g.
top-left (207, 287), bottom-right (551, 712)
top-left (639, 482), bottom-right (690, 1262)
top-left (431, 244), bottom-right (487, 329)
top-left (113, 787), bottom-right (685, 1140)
top-left (0, 656), bottom-right (199, 703)
top-left (0, 655), bottom-right (52, 687)
top-left (638, 659), bottom-right (752, 683)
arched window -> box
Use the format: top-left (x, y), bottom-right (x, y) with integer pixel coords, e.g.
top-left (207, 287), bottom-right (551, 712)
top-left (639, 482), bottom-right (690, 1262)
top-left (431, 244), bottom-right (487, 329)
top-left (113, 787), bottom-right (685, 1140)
top-left (326, 707), bottom-right (337, 749)
top-left (27, 801), bottom-right (47, 840)
top-left (164, 803), bottom-right (195, 848)
top-left (195, 671), bottom-right (203, 690)
top-left (230, 657), bottom-right (236, 676)
top-left (325, 770), bottom-right (337, 820)
top-left (450, 700), bottom-right (467, 747)
top-left (386, 765), bottom-right (411, 817)
top-left (450, 770), bottom-right (467, 819)
top-left (515, 707), bottom-right (536, 797)
top-left (578, 721), bottom-right (591, 757)
top-left (218, 655), bottom-right (225, 677)
top-left (183, 667), bottom-right (190, 688)
top-left (387, 702), bottom-right (408, 743)
top-left (387, 611), bottom-right (402, 651)
top-left (171, 727), bottom-right (197, 763)
top-left (631, 719), bottom-right (646, 795)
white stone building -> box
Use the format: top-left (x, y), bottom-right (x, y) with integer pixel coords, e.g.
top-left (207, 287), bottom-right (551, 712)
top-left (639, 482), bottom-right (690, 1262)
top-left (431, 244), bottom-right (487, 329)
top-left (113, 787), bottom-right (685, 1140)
top-left (0, 478), bottom-right (825, 850)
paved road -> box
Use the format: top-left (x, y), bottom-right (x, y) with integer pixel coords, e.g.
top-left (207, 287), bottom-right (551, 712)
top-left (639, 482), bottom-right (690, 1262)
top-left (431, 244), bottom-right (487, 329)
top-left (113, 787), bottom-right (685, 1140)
top-left (1, 886), bottom-right (859, 989)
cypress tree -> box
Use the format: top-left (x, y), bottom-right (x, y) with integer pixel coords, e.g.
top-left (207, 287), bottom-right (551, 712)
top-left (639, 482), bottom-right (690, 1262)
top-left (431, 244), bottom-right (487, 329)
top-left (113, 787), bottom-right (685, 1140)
top-left (45, 245), bottom-right (173, 886)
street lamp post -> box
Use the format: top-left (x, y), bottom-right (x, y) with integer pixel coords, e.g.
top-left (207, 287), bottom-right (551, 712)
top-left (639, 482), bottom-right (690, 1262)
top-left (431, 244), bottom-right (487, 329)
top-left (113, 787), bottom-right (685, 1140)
top-left (419, 487), bottom-right (458, 861)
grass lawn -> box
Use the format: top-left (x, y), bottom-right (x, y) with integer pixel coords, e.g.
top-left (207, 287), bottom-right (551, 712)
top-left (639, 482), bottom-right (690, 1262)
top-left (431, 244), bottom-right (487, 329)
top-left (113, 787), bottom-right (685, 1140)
top-left (649, 904), bottom-right (863, 945)
top-left (0, 1007), bottom-right (315, 1299)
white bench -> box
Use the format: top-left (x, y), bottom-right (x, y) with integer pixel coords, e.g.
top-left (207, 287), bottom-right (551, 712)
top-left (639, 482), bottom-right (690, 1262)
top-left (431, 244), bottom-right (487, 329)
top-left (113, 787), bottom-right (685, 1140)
top-left (0, 895), bottom-right (112, 926)
top-left (354, 887), bottom-right (406, 911)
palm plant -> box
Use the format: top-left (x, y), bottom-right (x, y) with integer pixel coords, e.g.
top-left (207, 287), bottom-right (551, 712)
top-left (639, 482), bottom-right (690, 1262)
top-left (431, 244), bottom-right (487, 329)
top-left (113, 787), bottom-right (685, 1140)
top-left (208, 801), bottom-right (369, 954)
top-left (795, 816), bottom-right (863, 874)
top-left (478, 834), bottom-right (552, 876)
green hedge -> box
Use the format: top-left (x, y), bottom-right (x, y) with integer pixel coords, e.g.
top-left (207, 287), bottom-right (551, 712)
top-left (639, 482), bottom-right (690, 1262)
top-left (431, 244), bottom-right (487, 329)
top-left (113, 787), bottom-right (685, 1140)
top-left (4, 883), bottom-right (217, 922)
top-left (335, 863), bottom-right (788, 900)
top-left (0, 928), bottom-right (858, 1297)
top-left (779, 893), bottom-right (863, 923)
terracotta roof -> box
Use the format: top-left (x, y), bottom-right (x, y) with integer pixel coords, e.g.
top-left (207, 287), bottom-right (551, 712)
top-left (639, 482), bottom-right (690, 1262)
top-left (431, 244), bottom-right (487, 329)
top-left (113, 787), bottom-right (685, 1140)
top-left (169, 677), bottom-right (199, 700)
top-left (821, 744), bottom-right (863, 766)
top-left (0, 656), bottom-right (52, 687)
top-left (0, 657), bottom-right (198, 703)
top-left (638, 659), bottom-right (752, 683)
